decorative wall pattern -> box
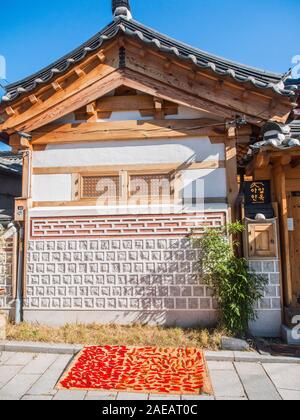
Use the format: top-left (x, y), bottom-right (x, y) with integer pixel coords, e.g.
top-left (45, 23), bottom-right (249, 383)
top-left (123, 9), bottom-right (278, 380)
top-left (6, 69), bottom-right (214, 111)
top-left (248, 259), bottom-right (282, 311)
top-left (30, 213), bottom-right (226, 239)
top-left (25, 237), bottom-right (217, 313)
top-left (0, 237), bottom-right (13, 310)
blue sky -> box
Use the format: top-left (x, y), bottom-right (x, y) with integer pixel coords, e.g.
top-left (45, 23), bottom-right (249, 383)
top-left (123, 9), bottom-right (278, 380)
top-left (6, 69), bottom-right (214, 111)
top-left (0, 0), bottom-right (300, 150)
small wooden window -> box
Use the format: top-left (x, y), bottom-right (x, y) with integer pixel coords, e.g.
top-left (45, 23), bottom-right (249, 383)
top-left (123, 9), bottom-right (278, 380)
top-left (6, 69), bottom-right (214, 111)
top-left (129, 174), bottom-right (172, 199)
top-left (81, 175), bottom-right (120, 199)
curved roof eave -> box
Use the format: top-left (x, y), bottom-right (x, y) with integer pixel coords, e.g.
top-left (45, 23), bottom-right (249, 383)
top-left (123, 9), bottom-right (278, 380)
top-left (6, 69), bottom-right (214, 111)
top-left (2, 17), bottom-right (297, 103)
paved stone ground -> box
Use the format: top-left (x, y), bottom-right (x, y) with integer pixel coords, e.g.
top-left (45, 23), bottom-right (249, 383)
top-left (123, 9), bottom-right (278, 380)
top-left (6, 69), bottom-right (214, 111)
top-left (0, 351), bottom-right (300, 400)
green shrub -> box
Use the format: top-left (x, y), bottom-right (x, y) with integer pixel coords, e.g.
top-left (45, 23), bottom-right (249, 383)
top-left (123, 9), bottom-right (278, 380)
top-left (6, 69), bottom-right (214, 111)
top-left (192, 222), bottom-right (267, 337)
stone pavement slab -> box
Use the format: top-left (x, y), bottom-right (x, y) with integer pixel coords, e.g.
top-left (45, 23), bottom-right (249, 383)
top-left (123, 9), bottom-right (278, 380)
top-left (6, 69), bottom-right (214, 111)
top-left (278, 389), bottom-right (300, 400)
top-left (0, 374), bottom-right (40, 400)
top-left (207, 361), bottom-right (235, 371)
top-left (20, 353), bottom-right (58, 375)
top-left (53, 390), bottom-right (87, 400)
top-left (209, 370), bottom-right (246, 398)
top-left (182, 395), bottom-right (214, 400)
top-left (234, 362), bottom-right (281, 401)
top-left (28, 354), bottom-right (72, 396)
top-left (263, 363), bottom-right (300, 392)
top-left (0, 351), bottom-right (15, 364)
top-left (4, 352), bottom-right (35, 366)
top-left (148, 395), bottom-right (181, 400)
top-left (85, 391), bottom-right (118, 400)
top-left (117, 392), bottom-right (148, 400)
top-left (22, 395), bottom-right (53, 400)
top-left (0, 365), bottom-right (23, 388)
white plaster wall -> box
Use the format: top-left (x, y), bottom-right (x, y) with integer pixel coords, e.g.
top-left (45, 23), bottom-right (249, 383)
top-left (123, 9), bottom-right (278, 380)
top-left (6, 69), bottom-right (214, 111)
top-left (181, 169), bottom-right (227, 199)
top-left (32, 175), bottom-right (72, 202)
top-left (57, 106), bottom-right (217, 124)
top-left (33, 138), bottom-right (225, 168)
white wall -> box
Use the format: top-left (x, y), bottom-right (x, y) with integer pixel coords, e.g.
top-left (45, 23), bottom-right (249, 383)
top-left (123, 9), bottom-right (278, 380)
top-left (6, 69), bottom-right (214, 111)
top-left (32, 174), bottom-right (72, 202)
top-left (181, 169), bottom-right (227, 199)
top-left (32, 138), bottom-right (226, 204)
top-left (33, 137), bottom-right (225, 168)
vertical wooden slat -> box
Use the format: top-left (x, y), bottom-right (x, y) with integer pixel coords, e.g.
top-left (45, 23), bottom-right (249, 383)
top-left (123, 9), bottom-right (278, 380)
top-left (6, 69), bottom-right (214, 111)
top-left (273, 165), bottom-right (293, 307)
top-left (225, 138), bottom-right (239, 222)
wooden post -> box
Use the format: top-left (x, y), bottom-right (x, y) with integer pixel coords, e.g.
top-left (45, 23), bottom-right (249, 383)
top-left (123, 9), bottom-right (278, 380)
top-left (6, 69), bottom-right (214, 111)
top-left (225, 134), bottom-right (239, 222)
top-left (273, 165), bottom-right (293, 307)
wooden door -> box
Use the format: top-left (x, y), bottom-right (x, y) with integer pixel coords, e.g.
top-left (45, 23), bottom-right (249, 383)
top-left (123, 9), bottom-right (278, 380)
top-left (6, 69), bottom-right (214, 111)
top-left (288, 194), bottom-right (300, 307)
top-left (248, 223), bottom-right (277, 259)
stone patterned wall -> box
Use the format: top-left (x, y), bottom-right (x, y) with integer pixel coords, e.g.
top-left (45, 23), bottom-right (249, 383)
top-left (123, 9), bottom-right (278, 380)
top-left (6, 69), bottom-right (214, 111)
top-left (25, 213), bottom-right (226, 319)
top-left (0, 237), bottom-right (13, 310)
top-left (248, 260), bottom-right (281, 311)
top-left (25, 237), bottom-right (217, 313)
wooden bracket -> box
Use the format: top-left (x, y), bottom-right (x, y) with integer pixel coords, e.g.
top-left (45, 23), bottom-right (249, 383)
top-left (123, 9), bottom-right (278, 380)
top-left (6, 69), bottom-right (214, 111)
top-left (51, 82), bottom-right (63, 92)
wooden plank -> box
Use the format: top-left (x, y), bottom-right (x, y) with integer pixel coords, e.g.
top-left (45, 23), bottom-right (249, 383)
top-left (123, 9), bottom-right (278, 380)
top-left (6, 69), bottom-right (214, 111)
top-left (1, 63), bottom-right (120, 133)
top-left (125, 44), bottom-right (292, 124)
top-left (290, 196), bottom-right (300, 306)
top-left (273, 165), bottom-right (293, 306)
top-left (32, 197), bottom-right (227, 208)
top-left (121, 69), bottom-right (253, 123)
top-left (225, 138), bottom-right (239, 222)
top-left (31, 119), bottom-right (227, 144)
top-left (32, 160), bottom-right (226, 175)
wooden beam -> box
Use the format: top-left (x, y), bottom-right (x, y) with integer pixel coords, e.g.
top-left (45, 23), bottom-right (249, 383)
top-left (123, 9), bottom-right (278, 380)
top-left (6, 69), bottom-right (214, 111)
top-left (5, 106), bottom-right (16, 117)
top-left (31, 119), bottom-right (227, 144)
top-left (96, 50), bottom-right (106, 63)
top-left (22, 150), bottom-right (32, 199)
top-left (154, 97), bottom-right (164, 119)
top-left (74, 68), bottom-right (85, 78)
top-left (256, 152), bottom-right (271, 169)
top-left (2, 69), bottom-right (122, 133)
top-left (32, 160), bottom-right (226, 175)
top-left (51, 82), bottom-right (63, 92)
top-left (121, 69), bottom-right (244, 122)
top-left (28, 95), bottom-right (39, 105)
top-left (225, 137), bottom-right (239, 222)
top-left (273, 165), bottom-right (293, 306)
top-left (125, 44), bottom-right (292, 124)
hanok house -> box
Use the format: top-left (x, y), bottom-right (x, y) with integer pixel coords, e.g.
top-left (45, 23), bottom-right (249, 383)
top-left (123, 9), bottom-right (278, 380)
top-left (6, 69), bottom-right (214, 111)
top-left (0, 0), bottom-right (298, 338)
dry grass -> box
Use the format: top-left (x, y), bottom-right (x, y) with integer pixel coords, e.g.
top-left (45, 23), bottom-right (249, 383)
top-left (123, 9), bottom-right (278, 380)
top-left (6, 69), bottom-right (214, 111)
top-left (7, 322), bottom-right (224, 350)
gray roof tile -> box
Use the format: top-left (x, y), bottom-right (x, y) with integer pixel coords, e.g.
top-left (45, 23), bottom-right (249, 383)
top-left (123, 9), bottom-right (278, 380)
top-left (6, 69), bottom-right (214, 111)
top-left (2, 17), bottom-right (298, 103)
top-left (0, 152), bottom-right (23, 175)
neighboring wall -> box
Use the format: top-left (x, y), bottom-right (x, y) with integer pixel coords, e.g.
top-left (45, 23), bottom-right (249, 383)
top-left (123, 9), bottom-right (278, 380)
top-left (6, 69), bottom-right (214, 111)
top-left (0, 236), bottom-right (13, 316)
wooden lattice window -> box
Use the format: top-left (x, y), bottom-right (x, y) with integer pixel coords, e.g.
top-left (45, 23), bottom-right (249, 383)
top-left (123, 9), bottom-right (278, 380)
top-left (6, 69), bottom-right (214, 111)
top-left (129, 174), bottom-right (172, 199)
top-left (81, 175), bottom-right (120, 199)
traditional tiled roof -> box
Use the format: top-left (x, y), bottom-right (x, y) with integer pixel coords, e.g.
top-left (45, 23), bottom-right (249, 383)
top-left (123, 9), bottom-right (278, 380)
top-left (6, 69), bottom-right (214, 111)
top-left (2, 17), bottom-right (298, 103)
top-left (0, 152), bottom-right (22, 176)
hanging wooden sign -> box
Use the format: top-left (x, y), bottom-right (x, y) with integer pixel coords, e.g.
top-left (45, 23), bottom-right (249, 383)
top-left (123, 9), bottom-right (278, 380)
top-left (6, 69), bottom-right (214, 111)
top-left (244, 180), bottom-right (271, 205)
